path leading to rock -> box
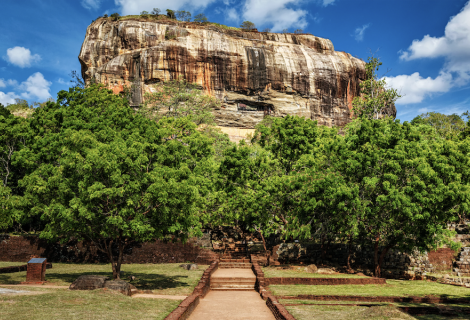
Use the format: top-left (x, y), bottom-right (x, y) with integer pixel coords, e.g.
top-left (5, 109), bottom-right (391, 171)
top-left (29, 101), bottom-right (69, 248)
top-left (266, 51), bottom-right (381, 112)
top-left (188, 265), bottom-right (275, 320)
top-left (188, 290), bottom-right (275, 320)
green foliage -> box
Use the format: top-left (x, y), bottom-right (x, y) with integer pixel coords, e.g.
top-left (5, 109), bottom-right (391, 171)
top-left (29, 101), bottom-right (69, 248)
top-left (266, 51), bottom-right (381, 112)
top-left (176, 10), bottom-right (191, 22)
top-left (141, 78), bottom-right (218, 125)
top-left (15, 84), bottom-right (213, 279)
top-left (262, 28), bottom-right (271, 33)
top-left (0, 103), bottom-right (11, 119)
top-left (151, 8), bottom-right (161, 16)
top-left (293, 29), bottom-right (303, 34)
top-left (240, 21), bottom-right (256, 31)
top-left (140, 10), bottom-right (149, 17)
top-left (166, 9), bottom-right (176, 19)
top-left (411, 111), bottom-right (467, 140)
top-left (352, 56), bottom-right (401, 120)
top-left (110, 12), bottom-right (120, 21)
top-left (193, 13), bottom-right (208, 23)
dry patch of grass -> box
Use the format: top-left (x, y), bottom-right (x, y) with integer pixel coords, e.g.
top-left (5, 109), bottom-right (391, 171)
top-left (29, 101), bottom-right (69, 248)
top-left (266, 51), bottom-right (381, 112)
top-left (262, 266), bottom-right (367, 279)
top-left (270, 280), bottom-right (470, 299)
top-left (0, 288), bottom-right (180, 320)
top-left (0, 263), bottom-right (208, 295)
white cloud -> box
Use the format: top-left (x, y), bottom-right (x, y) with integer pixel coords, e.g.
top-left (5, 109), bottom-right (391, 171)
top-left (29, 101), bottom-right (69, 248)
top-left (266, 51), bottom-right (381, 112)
top-left (322, 0), bottom-right (335, 6)
top-left (57, 78), bottom-right (67, 85)
top-left (0, 79), bottom-right (18, 88)
top-left (354, 24), bottom-right (370, 42)
top-left (384, 72), bottom-right (453, 104)
top-left (399, 1), bottom-right (470, 83)
top-left (81, 0), bottom-right (102, 10)
top-left (243, 0), bottom-right (307, 32)
top-left (0, 92), bottom-right (19, 106)
top-left (115, 0), bottom-right (215, 15)
top-left (226, 8), bottom-right (239, 22)
top-left (19, 72), bottom-right (52, 101)
top-left (4, 47), bottom-right (41, 68)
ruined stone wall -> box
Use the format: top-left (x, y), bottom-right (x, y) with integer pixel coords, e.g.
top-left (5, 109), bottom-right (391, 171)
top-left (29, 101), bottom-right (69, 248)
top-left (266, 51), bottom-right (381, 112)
top-left (0, 234), bottom-right (215, 264)
top-left (79, 18), bottom-right (396, 129)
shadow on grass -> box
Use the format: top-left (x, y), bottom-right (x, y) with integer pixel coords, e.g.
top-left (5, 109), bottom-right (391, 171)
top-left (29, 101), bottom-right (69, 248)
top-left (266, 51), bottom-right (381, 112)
top-left (43, 271), bottom-right (191, 291)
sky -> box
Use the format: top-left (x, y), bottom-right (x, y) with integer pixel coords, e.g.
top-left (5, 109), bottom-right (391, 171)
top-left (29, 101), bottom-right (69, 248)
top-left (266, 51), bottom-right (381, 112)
top-left (1, 0), bottom-right (470, 122)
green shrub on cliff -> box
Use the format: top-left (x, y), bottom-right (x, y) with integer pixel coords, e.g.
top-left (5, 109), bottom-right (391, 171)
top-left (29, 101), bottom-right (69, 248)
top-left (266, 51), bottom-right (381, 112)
top-left (240, 21), bottom-right (256, 31)
top-left (193, 13), bottom-right (208, 23)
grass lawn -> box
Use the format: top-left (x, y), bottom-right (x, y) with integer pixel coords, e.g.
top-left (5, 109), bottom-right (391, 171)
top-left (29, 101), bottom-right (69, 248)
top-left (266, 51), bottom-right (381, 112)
top-left (270, 280), bottom-right (470, 299)
top-left (286, 304), bottom-right (415, 320)
top-left (0, 263), bottom-right (208, 295)
top-left (0, 287), bottom-right (180, 320)
top-left (262, 266), bottom-right (367, 279)
top-left (0, 262), bottom-right (27, 268)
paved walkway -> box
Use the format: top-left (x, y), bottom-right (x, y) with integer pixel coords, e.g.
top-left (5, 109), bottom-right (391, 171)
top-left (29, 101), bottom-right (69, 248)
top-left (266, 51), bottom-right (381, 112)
top-left (188, 290), bottom-right (275, 320)
top-left (132, 294), bottom-right (187, 300)
top-left (189, 267), bottom-right (274, 320)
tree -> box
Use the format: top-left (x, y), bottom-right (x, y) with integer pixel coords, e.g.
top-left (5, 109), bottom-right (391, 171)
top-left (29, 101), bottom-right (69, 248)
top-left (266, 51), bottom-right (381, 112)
top-left (140, 10), bottom-right (149, 17)
top-left (16, 84), bottom-right (214, 279)
top-left (110, 13), bottom-right (120, 21)
top-left (166, 9), bottom-right (176, 19)
top-left (282, 29), bottom-right (288, 34)
top-left (293, 29), bottom-right (303, 34)
top-left (151, 8), bottom-right (161, 16)
top-left (0, 108), bottom-right (30, 230)
top-left (240, 21), bottom-right (256, 31)
top-left (193, 13), bottom-right (208, 23)
top-left (262, 28), bottom-right (271, 33)
top-left (336, 119), bottom-right (466, 277)
top-left (141, 77), bottom-right (219, 125)
top-left (411, 112), bottom-right (466, 140)
top-left (176, 10), bottom-right (191, 22)
top-left (352, 56), bottom-right (401, 120)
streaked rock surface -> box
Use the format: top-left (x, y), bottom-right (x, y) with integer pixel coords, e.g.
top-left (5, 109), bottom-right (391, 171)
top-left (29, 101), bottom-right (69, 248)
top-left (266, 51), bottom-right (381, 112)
top-left (79, 18), bottom-right (396, 128)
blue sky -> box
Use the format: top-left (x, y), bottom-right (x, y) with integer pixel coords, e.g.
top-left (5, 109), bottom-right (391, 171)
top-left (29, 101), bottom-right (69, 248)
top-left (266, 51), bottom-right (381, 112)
top-left (1, 0), bottom-right (469, 122)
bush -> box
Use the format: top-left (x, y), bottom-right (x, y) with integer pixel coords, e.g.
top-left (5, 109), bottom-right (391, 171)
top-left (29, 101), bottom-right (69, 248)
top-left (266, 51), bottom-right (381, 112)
top-left (293, 29), bottom-right (303, 34)
top-left (262, 28), bottom-right (271, 33)
top-left (140, 10), bottom-right (149, 18)
top-left (110, 12), bottom-right (120, 21)
top-left (176, 10), bottom-right (191, 22)
top-left (151, 8), bottom-right (161, 16)
top-left (166, 9), bottom-right (176, 19)
top-left (240, 21), bottom-right (255, 31)
top-left (193, 13), bottom-right (208, 23)
top-left (103, 13), bottom-right (108, 18)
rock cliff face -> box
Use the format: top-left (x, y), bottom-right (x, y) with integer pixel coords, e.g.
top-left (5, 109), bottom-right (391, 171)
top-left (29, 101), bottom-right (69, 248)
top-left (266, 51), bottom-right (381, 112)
top-left (79, 18), bottom-right (395, 128)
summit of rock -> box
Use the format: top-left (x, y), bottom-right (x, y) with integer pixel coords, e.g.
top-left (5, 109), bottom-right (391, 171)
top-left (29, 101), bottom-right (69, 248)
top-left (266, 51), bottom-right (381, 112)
top-left (79, 18), bottom-right (396, 128)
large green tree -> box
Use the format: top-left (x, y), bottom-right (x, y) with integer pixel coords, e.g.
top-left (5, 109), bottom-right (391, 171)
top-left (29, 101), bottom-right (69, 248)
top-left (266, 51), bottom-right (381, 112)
top-left (17, 85), bottom-right (214, 279)
top-left (411, 112), bottom-right (467, 140)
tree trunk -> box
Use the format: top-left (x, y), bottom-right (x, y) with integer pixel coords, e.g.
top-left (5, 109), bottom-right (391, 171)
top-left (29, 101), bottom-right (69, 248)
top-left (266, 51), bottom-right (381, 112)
top-left (320, 234), bottom-right (326, 263)
top-left (347, 236), bottom-right (353, 270)
top-left (106, 239), bottom-right (125, 280)
top-left (374, 237), bottom-right (380, 278)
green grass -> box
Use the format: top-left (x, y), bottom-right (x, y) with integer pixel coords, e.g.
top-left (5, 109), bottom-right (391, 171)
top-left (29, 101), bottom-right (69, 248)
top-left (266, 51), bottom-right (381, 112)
top-left (0, 262), bottom-right (26, 268)
top-left (0, 263), bottom-right (208, 295)
top-left (286, 304), bottom-right (415, 320)
top-left (270, 280), bottom-right (470, 299)
top-left (0, 287), bottom-right (180, 320)
top-left (262, 266), bottom-right (367, 278)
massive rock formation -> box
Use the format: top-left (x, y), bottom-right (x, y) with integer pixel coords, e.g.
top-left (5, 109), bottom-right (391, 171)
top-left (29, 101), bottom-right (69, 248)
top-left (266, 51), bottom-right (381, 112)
top-left (79, 18), bottom-right (396, 128)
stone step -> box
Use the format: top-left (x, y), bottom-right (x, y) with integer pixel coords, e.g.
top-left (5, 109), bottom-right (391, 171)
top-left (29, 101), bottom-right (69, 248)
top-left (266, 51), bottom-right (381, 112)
top-left (220, 258), bottom-right (251, 263)
top-left (219, 262), bottom-right (252, 269)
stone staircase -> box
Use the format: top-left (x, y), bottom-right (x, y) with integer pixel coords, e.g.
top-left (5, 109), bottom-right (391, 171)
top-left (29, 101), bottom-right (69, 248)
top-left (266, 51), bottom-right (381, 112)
top-left (219, 243), bottom-right (252, 268)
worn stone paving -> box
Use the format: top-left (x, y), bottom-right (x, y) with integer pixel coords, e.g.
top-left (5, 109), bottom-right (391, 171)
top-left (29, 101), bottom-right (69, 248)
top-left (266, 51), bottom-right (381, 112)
top-left (189, 267), bottom-right (274, 320)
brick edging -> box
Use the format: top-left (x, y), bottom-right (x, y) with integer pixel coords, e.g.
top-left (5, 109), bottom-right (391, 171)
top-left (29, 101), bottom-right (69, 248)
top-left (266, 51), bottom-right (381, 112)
top-left (164, 260), bottom-right (219, 320)
top-left (277, 294), bottom-right (470, 304)
top-left (266, 277), bottom-right (386, 285)
top-left (252, 262), bottom-right (296, 320)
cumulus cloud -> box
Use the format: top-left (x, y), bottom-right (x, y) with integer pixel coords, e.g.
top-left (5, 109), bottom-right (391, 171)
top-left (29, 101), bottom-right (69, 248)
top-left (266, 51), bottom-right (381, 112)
top-left (81, 0), bottom-right (101, 10)
top-left (0, 79), bottom-right (18, 88)
top-left (354, 24), bottom-right (370, 42)
top-left (4, 47), bottom-right (41, 68)
top-left (243, 0), bottom-right (307, 32)
top-left (115, 0), bottom-right (215, 15)
top-left (19, 72), bottom-right (52, 101)
top-left (0, 92), bottom-right (20, 106)
top-left (226, 8), bottom-right (239, 22)
top-left (399, 1), bottom-right (470, 83)
top-left (0, 80), bottom-right (5, 88)
top-left (384, 72), bottom-right (453, 105)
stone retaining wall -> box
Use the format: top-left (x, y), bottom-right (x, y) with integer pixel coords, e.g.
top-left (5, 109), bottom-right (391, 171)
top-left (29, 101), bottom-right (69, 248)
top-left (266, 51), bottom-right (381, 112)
top-left (278, 295), bottom-right (470, 304)
top-left (0, 235), bottom-right (216, 265)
